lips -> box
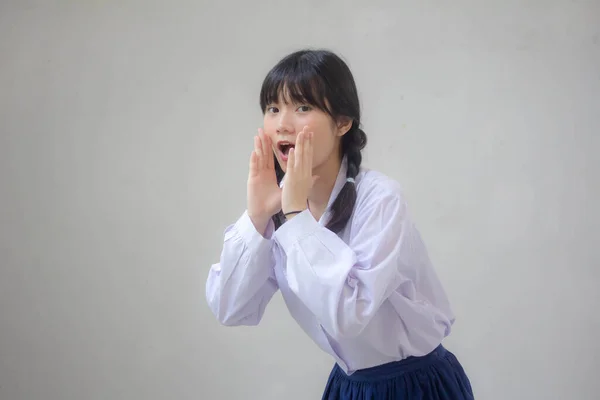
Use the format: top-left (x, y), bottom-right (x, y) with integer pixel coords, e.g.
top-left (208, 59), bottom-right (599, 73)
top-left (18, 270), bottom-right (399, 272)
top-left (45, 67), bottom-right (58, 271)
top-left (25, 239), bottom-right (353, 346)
top-left (276, 140), bottom-right (295, 162)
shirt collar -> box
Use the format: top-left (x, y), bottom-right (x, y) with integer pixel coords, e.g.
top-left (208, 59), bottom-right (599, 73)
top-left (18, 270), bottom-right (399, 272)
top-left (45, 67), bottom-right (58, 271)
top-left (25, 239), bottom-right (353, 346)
top-left (326, 155), bottom-right (348, 211)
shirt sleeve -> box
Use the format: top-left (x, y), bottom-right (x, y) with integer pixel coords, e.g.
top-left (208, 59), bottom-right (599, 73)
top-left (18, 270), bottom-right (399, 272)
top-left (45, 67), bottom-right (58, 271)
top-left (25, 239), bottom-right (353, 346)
top-left (273, 190), bottom-right (451, 343)
top-left (205, 211), bottom-right (279, 326)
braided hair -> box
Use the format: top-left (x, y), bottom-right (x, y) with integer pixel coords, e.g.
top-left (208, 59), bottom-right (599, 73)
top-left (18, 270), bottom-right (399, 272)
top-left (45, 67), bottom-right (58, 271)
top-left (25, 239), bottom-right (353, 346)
top-left (259, 49), bottom-right (367, 233)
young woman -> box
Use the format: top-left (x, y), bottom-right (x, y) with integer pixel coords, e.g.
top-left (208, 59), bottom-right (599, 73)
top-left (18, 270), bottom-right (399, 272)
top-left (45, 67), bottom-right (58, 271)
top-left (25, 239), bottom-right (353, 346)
top-left (205, 49), bottom-right (474, 399)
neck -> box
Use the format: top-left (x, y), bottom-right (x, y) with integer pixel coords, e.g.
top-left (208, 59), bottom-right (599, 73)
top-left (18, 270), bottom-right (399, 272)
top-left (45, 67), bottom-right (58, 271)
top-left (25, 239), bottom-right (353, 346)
top-left (309, 152), bottom-right (342, 212)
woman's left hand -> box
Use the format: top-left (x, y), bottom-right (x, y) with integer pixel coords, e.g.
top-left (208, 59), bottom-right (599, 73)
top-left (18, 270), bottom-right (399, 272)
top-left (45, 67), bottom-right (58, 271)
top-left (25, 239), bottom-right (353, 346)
top-left (282, 127), bottom-right (319, 217)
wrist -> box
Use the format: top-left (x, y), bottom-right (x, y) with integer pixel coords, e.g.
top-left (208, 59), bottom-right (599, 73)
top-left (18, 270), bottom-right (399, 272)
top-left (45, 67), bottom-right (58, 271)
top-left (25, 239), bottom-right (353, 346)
top-left (248, 213), bottom-right (272, 235)
top-left (282, 209), bottom-right (307, 220)
top-left (282, 202), bottom-right (307, 216)
top-left (283, 209), bottom-right (305, 221)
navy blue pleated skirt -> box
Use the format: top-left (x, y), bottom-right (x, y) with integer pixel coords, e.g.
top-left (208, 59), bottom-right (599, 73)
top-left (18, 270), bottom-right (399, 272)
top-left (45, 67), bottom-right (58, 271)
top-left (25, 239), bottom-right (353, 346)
top-left (322, 346), bottom-right (474, 400)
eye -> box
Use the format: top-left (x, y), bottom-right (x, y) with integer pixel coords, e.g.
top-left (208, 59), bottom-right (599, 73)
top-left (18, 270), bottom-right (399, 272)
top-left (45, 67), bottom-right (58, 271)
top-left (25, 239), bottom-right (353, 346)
top-left (266, 106), bottom-right (279, 113)
top-left (297, 105), bottom-right (312, 112)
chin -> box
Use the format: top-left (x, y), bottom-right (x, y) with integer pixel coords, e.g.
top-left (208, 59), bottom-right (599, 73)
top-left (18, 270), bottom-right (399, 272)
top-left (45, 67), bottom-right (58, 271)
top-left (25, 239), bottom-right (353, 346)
top-left (275, 159), bottom-right (287, 173)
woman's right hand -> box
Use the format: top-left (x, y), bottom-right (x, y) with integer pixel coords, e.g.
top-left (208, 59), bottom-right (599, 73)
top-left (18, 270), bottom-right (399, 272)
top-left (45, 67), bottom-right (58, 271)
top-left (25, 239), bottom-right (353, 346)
top-left (247, 129), bottom-right (281, 234)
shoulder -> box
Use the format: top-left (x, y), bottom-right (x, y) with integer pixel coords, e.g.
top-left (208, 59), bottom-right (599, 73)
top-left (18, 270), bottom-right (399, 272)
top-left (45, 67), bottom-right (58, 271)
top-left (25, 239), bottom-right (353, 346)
top-left (353, 167), bottom-right (408, 218)
top-left (355, 167), bottom-right (405, 203)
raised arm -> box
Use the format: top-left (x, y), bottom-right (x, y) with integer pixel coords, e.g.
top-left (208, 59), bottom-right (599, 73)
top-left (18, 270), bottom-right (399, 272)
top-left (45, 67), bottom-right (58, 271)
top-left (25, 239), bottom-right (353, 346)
top-left (206, 211), bottom-right (278, 326)
top-left (206, 129), bottom-right (283, 326)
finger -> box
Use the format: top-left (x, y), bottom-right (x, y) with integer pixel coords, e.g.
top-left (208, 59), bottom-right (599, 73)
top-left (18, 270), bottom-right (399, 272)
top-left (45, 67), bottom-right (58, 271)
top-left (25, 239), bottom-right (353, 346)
top-left (257, 131), bottom-right (266, 170)
top-left (259, 129), bottom-right (271, 167)
top-left (254, 135), bottom-right (264, 170)
top-left (305, 131), bottom-right (313, 172)
top-left (287, 147), bottom-right (295, 174)
top-left (295, 131), bottom-right (304, 170)
top-left (249, 151), bottom-right (258, 177)
top-left (261, 130), bottom-right (274, 169)
top-left (300, 129), bottom-right (309, 171)
top-left (301, 126), bottom-right (311, 171)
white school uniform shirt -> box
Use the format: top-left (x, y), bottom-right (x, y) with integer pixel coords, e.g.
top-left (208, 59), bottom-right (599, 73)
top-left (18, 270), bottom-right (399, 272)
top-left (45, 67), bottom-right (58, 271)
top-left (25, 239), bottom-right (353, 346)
top-left (205, 158), bottom-right (455, 375)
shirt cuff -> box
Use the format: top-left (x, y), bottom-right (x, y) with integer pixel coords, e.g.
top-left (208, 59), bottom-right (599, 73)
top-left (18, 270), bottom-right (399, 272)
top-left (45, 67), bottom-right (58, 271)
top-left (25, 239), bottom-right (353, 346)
top-left (273, 210), bottom-right (320, 253)
top-left (234, 211), bottom-right (274, 251)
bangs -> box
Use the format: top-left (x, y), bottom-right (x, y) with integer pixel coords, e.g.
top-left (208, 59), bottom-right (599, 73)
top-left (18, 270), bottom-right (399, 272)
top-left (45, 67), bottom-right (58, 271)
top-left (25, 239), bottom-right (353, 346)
top-left (259, 55), bottom-right (332, 115)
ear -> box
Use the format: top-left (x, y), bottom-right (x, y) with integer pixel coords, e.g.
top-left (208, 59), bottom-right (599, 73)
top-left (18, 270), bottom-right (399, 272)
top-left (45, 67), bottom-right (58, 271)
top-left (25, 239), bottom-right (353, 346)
top-left (336, 117), bottom-right (353, 137)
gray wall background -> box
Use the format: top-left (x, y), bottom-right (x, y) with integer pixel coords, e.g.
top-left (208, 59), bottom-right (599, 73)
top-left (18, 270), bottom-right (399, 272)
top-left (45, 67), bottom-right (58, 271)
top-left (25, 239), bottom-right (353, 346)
top-left (1, 1), bottom-right (598, 399)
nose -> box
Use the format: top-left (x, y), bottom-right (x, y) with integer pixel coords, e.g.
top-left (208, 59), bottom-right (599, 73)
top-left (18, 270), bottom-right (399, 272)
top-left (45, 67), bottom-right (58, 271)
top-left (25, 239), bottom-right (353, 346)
top-left (276, 110), bottom-right (294, 134)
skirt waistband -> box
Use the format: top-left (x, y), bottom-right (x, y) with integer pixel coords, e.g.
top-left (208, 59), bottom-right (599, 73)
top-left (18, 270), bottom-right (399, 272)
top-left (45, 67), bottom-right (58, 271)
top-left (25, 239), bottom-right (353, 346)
top-left (336, 345), bottom-right (448, 383)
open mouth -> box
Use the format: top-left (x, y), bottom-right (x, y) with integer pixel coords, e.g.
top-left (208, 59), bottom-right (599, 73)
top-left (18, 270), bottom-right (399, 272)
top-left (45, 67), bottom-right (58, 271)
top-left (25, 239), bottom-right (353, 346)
top-left (277, 142), bottom-right (295, 160)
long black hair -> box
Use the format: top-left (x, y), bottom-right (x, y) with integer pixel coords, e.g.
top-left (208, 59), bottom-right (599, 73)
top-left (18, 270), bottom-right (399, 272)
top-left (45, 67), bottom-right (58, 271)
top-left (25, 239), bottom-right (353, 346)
top-left (259, 49), bottom-right (367, 233)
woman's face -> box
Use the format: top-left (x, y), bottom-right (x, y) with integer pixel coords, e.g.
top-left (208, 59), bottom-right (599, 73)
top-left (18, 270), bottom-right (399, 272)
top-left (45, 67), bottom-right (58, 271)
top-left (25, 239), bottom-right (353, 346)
top-left (263, 98), bottom-right (348, 173)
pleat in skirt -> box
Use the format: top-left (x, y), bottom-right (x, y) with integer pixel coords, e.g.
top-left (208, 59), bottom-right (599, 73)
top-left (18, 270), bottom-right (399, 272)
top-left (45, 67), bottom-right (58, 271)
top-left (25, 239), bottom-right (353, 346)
top-left (321, 345), bottom-right (474, 400)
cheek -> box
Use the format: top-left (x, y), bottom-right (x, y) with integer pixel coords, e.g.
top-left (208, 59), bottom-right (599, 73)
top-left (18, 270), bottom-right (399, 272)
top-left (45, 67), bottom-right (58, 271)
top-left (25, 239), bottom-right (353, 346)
top-left (263, 114), bottom-right (278, 130)
top-left (311, 133), bottom-right (336, 162)
top-left (262, 121), bottom-right (277, 145)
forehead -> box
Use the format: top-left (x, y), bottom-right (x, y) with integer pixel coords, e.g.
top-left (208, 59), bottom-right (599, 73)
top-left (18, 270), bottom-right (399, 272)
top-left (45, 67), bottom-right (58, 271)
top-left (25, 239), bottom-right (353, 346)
top-left (261, 72), bottom-right (332, 116)
top-left (270, 84), bottom-right (308, 104)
